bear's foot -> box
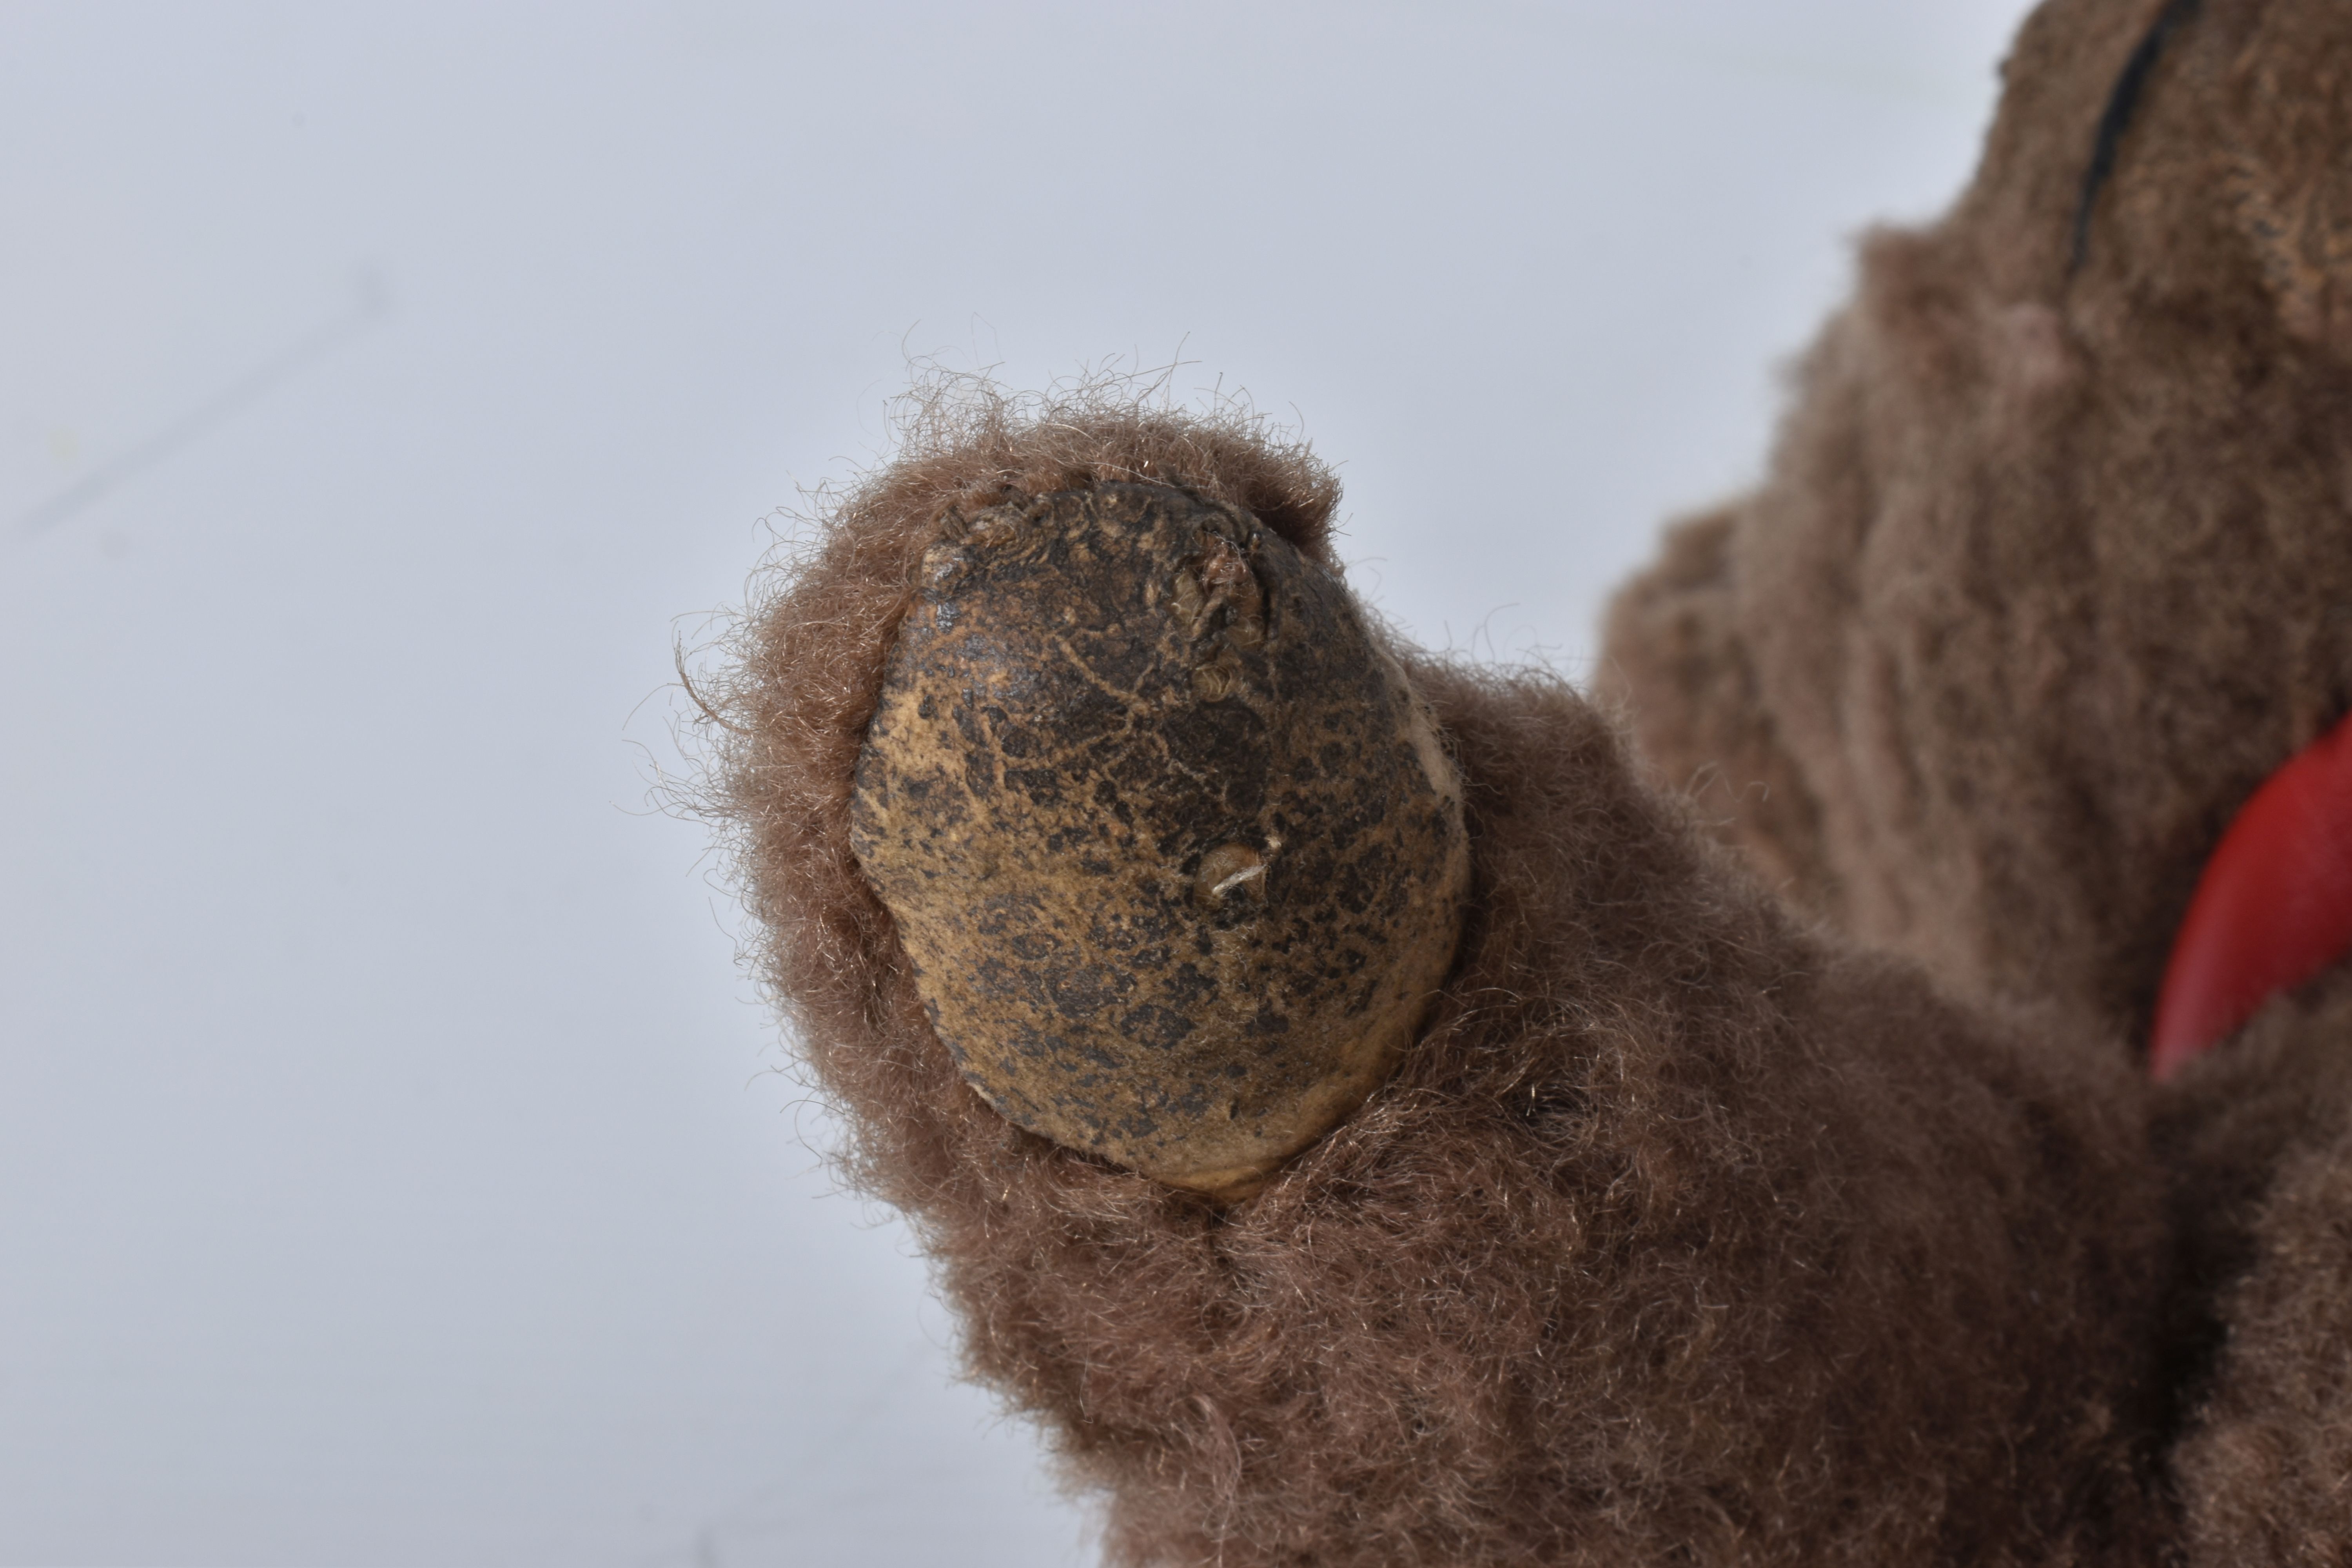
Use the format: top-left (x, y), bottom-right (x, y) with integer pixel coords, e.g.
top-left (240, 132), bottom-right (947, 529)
top-left (849, 480), bottom-right (1471, 1199)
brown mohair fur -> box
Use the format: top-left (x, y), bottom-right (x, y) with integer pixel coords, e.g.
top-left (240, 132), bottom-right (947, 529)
top-left (1601, 0), bottom-right (2352, 1044)
top-left (702, 1), bottom-right (2352, 1561)
top-left (1598, 0), bottom-right (2352, 1559)
top-left (709, 385), bottom-right (2174, 1564)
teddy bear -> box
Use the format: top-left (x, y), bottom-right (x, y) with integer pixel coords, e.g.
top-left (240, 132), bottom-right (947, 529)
top-left (696, 0), bottom-right (2352, 1561)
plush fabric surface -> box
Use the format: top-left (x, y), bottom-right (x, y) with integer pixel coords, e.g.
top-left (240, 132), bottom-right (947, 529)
top-left (706, 1), bottom-right (2352, 1560)
top-left (1599, 2), bottom-right (2352, 1558)
top-left (708, 393), bottom-right (2170, 1564)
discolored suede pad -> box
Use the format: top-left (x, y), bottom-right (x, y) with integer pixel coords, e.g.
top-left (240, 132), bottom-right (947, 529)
top-left (849, 481), bottom-right (1469, 1198)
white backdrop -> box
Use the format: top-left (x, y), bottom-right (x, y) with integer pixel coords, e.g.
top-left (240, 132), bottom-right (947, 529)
top-left (1, 4), bottom-right (2037, 1564)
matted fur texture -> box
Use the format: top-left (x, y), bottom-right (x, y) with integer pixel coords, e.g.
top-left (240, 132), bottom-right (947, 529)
top-left (704, 387), bottom-right (2175, 1565)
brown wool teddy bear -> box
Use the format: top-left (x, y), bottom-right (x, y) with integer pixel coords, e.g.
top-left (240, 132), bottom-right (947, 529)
top-left (699, 0), bottom-right (2352, 1561)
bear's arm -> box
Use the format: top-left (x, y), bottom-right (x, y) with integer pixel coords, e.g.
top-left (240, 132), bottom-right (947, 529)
top-left (718, 419), bottom-right (2172, 1568)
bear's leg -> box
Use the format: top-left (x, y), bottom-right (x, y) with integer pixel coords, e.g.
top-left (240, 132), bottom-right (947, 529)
top-left (715, 407), bottom-right (2173, 1566)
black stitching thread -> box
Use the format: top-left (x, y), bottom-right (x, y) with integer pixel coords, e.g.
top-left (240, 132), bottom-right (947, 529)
top-left (2070, 0), bottom-right (2205, 275)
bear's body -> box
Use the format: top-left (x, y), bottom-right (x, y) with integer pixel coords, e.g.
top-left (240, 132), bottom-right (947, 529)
top-left (707, 0), bottom-right (2352, 1560)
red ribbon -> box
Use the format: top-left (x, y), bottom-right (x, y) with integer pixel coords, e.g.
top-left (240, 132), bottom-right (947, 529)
top-left (2151, 709), bottom-right (2352, 1081)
